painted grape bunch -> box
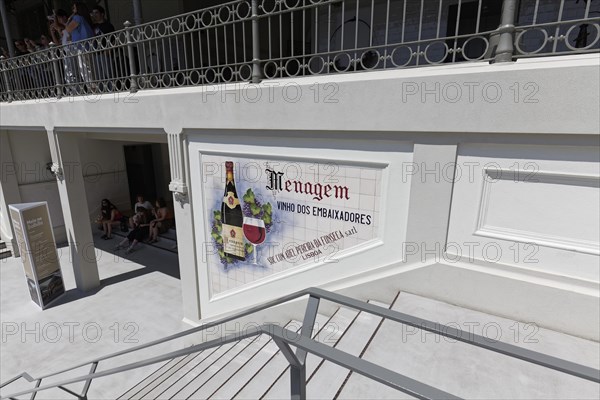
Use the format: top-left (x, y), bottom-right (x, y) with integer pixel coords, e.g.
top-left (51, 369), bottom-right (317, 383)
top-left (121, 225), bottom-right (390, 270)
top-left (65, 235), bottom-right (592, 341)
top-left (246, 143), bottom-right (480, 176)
top-left (211, 188), bottom-right (274, 267)
top-left (241, 188), bottom-right (273, 231)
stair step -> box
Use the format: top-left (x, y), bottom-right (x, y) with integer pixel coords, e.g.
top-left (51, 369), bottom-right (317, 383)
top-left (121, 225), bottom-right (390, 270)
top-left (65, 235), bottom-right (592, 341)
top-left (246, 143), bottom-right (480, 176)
top-left (305, 300), bottom-right (391, 400)
top-left (338, 292), bottom-right (600, 399)
top-left (118, 356), bottom-right (189, 399)
top-left (262, 306), bottom-right (363, 399)
top-left (137, 345), bottom-right (228, 399)
top-left (232, 313), bottom-right (331, 400)
top-left (191, 320), bottom-right (300, 399)
top-left (142, 318), bottom-right (311, 400)
top-left (160, 229), bottom-right (177, 241)
top-left (0, 248), bottom-right (11, 259)
top-left (208, 321), bottom-right (304, 400)
top-left (112, 230), bottom-right (177, 254)
top-left (208, 312), bottom-right (348, 400)
top-left (158, 336), bottom-right (264, 399)
top-left (337, 292), bottom-right (435, 399)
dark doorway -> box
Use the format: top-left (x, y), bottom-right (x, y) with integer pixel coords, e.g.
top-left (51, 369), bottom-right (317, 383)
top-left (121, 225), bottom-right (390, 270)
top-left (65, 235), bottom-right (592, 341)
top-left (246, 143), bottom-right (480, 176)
top-left (445, 1), bottom-right (502, 62)
top-left (124, 144), bottom-right (157, 208)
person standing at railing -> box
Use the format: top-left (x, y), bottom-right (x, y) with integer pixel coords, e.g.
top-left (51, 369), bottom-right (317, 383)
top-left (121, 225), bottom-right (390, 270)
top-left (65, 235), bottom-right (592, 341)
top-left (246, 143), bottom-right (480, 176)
top-left (13, 40), bottom-right (28, 56)
top-left (91, 5), bottom-right (115, 36)
top-left (22, 35), bottom-right (53, 91)
top-left (24, 38), bottom-right (38, 53)
top-left (49, 9), bottom-right (70, 46)
top-left (49, 9), bottom-right (78, 87)
top-left (10, 40), bottom-right (30, 92)
top-left (91, 5), bottom-right (115, 89)
top-left (63, 2), bottom-right (95, 90)
top-left (37, 35), bottom-right (54, 88)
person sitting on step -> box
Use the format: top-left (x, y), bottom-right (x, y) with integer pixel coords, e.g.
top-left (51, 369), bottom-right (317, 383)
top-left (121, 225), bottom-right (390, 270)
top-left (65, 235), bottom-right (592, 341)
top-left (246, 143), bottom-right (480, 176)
top-left (148, 198), bottom-right (173, 244)
top-left (115, 206), bottom-right (150, 254)
top-left (129, 194), bottom-right (153, 230)
top-left (99, 198), bottom-right (123, 240)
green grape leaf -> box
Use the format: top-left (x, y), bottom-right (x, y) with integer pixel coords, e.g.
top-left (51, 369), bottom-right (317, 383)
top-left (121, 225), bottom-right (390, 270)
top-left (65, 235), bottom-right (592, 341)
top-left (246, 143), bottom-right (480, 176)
top-left (245, 243), bottom-right (254, 253)
top-left (250, 203), bottom-right (261, 216)
top-left (218, 249), bottom-right (225, 258)
top-left (211, 232), bottom-right (220, 240)
top-left (213, 211), bottom-right (221, 221)
top-left (263, 203), bottom-right (272, 213)
top-left (263, 214), bottom-right (272, 224)
top-left (243, 188), bottom-right (255, 203)
top-left (216, 237), bottom-right (223, 244)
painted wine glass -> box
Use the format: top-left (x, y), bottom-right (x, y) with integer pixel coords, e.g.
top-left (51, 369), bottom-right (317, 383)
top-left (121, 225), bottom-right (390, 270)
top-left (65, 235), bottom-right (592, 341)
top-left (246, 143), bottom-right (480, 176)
top-left (242, 217), bottom-right (266, 264)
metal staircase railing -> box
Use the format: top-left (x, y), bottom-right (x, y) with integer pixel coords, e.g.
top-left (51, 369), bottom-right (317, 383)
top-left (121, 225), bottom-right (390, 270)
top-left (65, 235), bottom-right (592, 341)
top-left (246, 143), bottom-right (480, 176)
top-left (1, 287), bottom-right (599, 400)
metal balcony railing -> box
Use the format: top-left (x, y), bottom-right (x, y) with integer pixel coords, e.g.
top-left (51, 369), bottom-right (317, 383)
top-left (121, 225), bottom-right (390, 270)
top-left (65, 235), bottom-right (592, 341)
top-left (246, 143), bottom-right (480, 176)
top-left (1, 288), bottom-right (599, 400)
top-left (0, 0), bottom-right (598, 103)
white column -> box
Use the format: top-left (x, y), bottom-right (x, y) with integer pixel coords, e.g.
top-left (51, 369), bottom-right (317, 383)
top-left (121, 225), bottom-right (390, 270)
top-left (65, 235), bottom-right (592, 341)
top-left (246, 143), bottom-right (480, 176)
top-left (47, 129), bottom-right (100, 291)
top-left (0, 130), bottom-right (22, 256)
top-left (167, 129), bottom-right (201, 323)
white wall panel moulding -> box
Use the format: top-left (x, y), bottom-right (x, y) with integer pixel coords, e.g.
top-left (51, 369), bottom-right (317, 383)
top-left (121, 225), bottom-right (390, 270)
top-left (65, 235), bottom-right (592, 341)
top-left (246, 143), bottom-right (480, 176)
top-left (189, 137), bottom-right (413, 317)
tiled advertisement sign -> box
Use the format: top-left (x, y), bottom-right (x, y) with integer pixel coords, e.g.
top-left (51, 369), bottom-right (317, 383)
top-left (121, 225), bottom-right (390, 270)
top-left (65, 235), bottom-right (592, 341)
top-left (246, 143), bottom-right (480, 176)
top-left (201, 155), bottom-right (383, 296)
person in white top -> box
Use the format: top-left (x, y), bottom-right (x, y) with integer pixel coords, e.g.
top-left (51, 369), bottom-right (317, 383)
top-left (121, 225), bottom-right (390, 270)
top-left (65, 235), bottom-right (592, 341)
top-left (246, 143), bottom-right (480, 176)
top-left (130, 195), bottom-right (154, 230)
top-left (49, 9), bottom-right (71, 46)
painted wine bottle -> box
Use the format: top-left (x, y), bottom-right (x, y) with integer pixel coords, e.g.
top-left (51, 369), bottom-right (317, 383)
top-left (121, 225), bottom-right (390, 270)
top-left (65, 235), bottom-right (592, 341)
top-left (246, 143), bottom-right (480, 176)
top-left (221, 161), bottom-right (245, 260)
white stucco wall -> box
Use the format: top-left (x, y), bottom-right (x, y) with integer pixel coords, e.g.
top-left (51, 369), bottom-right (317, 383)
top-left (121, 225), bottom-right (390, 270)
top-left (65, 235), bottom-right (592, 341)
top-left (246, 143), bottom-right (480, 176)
top-left (0, 132), bottom-right (132, 243)
top-left (78, 138), bottom-right (130, 219)
top-left (1, 54), bottom-right (598, 339)
top-left (3, 130), bottom-right (66, 241)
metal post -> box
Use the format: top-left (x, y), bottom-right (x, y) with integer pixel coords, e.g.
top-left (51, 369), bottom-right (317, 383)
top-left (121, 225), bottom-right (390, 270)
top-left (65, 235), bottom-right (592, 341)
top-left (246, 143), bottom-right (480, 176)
top-left (290, 364), bottom-right (306, 400)
top-left (124, 21), bottom-right (138, 93)
top-left (49, 43), bottom-right (63, 99)
top-left (297, 295), bottom-right (320, 362)
top-left (494, 0), bottom-right (518, 63)
top-left (251, 0), bottom-right (262, 83)
top-left (0, 0), bottom-right (15, 57)
top-left (132, 0), bottom-right (143, 26)
top-left (290, 295), bottom-right (320, 400)
top-left (0, 55), bottom-right (12, 102)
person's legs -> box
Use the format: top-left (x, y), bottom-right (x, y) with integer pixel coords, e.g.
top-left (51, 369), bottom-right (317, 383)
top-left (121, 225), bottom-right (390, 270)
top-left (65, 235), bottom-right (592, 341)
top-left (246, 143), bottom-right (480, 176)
top-left (101, 220), bottom-right (108, 238)
top-left (147, 222), bottom-right (155, 241)
top-left (114, 237), bottom-right (128, 250)
top-left (106, 222), bottom-right (113, 239)
top-left (150, 226), bottom-right (159, 242)
top-left (126, 239), bottom-right (139, 254)
top-left (148, 222), bottom-right (160, 243)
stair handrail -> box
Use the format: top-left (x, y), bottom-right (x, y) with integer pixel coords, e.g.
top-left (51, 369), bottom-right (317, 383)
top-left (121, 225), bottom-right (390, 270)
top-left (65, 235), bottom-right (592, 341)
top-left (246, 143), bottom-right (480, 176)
top-left (1, 288), bottom-right (599, 400)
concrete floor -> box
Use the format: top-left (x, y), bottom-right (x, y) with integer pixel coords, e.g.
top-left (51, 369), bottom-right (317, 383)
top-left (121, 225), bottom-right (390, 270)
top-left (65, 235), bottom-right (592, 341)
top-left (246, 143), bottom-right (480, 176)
top-left (0, 230), bottom-right (187, 399)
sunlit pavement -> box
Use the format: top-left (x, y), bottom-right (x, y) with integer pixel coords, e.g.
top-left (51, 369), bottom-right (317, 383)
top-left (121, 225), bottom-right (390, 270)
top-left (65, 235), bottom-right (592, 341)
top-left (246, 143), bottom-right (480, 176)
top-left (0, 231), bottom-right (185, 399)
